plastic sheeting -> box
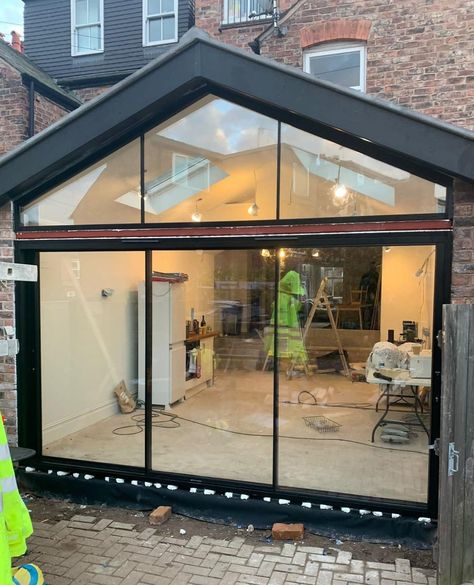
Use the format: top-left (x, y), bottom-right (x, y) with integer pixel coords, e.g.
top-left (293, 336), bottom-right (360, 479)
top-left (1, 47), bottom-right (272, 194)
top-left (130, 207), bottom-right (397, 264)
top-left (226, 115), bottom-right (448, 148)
top-left (18, 470), bottom-right (436, 550)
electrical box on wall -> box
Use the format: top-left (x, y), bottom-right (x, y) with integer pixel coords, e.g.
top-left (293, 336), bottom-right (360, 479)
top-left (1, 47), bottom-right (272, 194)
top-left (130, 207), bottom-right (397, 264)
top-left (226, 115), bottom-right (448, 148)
top-left (0, 262), bottom-right (38, 282)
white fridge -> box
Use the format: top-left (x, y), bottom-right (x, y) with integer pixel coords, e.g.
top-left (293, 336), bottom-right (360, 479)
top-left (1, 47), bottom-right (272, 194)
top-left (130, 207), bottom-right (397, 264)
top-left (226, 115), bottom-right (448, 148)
top-left (138, 280), bottom-right (186, 407)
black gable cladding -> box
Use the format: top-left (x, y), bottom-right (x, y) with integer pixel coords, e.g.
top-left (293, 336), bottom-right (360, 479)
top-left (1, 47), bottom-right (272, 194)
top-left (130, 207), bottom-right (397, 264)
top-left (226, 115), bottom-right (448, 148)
top-left (1, 28), bottom-right (473, 207)
top-left (23, 0), bottom-right (194, 85)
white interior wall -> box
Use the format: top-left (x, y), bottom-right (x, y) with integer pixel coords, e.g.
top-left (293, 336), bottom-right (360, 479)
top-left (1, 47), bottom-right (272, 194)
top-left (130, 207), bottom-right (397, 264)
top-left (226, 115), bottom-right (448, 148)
top-left (40, 251), bottom-right (145, 444)
top-left (380, 245), bottom-right (435, 346)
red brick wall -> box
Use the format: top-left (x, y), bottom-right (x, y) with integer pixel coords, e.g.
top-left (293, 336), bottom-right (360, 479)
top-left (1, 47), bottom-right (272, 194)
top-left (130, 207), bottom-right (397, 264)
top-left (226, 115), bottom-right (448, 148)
top-left (196, 0), bottom-right (474, 130)
top-left (0, 203), bottom-right (17, 442)
top-left (34, 93), bottom-right (69, 134)
top-left (0, 58), bottom-right (70, 442)
top-left (452, 180), bottom-right (474, 304)
top-left (0, 60), bottom-right (29, 156)
top-left (73, 85), bottom-right (111, 102)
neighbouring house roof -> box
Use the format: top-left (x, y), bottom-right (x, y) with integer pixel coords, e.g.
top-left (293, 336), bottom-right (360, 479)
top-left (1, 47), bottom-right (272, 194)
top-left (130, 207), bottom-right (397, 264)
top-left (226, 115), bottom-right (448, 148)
top-left (0, 27), bottom-right (473, 207)
top-left (0, 39), bottom-right (82, 110)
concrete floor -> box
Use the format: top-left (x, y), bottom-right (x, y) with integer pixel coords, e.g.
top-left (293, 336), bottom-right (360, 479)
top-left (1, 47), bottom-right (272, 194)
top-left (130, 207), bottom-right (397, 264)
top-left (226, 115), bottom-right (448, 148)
top-left (43, 370), bottom-right (430, 503)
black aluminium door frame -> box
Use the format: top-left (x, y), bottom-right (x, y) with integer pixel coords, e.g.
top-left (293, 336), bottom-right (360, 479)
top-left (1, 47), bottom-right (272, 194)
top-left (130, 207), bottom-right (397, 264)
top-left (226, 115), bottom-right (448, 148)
top-left (14, 228), bottom-right (451, 518)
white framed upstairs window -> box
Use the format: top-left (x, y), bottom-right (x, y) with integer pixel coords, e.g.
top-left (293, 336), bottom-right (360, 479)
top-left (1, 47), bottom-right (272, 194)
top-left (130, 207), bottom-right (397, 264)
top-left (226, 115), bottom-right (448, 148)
top-left (143, 0), bottom-right (178, 46)
top-left (303, 42), bottom-right (366, 92)
top-left (222, 0), bottom-right (272, 25)
top-left (71, 0), bottom-right (104, 56)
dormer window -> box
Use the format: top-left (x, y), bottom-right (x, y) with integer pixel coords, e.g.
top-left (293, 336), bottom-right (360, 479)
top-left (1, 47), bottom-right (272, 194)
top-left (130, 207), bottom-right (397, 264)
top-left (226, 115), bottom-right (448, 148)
top-left (143, 0), bottom-right (178, 46)
top-left (71, 0), bottom-right (104, 56)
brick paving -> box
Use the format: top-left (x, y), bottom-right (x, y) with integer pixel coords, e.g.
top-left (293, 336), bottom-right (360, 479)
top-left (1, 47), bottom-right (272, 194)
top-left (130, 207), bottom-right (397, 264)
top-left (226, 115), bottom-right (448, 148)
top-left (22, 515), bottom-right (437, 585)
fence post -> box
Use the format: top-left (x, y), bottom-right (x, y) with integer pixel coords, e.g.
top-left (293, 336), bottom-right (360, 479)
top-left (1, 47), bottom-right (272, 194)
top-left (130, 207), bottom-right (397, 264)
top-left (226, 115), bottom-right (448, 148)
top-left (438, 304), bottom-right (474, 585)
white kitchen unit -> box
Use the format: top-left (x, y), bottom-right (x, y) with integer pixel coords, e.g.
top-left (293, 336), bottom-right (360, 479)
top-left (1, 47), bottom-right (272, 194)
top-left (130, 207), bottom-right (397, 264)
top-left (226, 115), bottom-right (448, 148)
top-left (138, 281), bottom-right (186, 407)
top-left (184, 335), bottom-right (215, 394)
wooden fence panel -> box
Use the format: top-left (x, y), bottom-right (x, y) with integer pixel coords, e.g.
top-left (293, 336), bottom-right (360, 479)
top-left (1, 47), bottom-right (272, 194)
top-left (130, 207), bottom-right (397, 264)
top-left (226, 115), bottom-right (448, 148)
top-left (438, 304), bottom-right (474, 585)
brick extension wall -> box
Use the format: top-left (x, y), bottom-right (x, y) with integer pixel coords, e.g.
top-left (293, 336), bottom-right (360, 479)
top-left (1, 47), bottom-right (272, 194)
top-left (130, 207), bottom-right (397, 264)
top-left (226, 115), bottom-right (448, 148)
top-left (0, 60), bottom-right (28, 442)
top-left (0, 58), bottom-right (69, 442)
top-left (34, 92), bottom-right (69, 134)
top-left (73, 85), bottom-right (112, 102)
top-left (196, 0), bottom-right (474, 130)
top-left (0, 60), bottom-right (29, 157)
top-left (452, 180), bottom-right (474, 304)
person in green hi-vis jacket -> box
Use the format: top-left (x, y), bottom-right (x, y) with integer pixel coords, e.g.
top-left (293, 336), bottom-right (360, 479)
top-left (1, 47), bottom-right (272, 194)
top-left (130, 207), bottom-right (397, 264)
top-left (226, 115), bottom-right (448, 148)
top-left (266, 270), bottom-right (308, 367)
top-left (0, 412), bottom-right (44, 585)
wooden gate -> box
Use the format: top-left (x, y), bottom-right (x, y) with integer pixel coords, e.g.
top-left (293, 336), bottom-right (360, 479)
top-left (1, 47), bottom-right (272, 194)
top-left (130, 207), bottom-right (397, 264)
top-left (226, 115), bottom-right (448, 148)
top-left (438, 304), bottom-right (474, 585)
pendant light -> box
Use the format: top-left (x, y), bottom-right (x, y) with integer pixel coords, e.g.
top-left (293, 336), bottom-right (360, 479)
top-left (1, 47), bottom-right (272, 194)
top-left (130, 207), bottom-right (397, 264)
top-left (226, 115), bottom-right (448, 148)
top-left (247, 202), bottom-right (259, 216)
top-left (333, 165), bottom-right (348, 200)
top-left (191, 198), bottom-right (203, 222)
top-left (247, 170), bottom-right (259, 216)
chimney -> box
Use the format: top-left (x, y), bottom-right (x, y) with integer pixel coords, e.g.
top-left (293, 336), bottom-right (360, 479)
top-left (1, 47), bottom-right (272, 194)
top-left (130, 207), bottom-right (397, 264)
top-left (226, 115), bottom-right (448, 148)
top-left (11, 31), bottom-right (23, 53)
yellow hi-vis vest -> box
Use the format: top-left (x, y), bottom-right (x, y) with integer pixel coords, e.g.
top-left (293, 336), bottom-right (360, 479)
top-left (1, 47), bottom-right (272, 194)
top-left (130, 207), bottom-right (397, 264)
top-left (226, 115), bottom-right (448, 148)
top-left (0, 413), bottom-right (33, 584)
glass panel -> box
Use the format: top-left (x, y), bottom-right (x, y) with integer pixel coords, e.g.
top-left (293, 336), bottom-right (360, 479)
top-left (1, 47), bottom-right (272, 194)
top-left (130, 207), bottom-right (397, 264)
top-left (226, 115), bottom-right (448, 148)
top-left (162, 15), bottom-right (175, 40)
top-left (40, 251), bottom-right (145, 467)
top-left (75, 0), bottom-right (88, 25)
top-left (144, 97), bottom-right (278, 223)
top-left (280, 123), bottom-right (446, 219)
top-left (276, 245), bottom-right (434, 503)
top-left (150, 249), bottom-right (274, 484)
top-left (148, 0), bottom-right (162, 14)
top-left (20, 140), bottom-right (140, 226)
top-left (149, 18), bottom-right (162, 42)
top-left (89, 25), bottom-right (101, 51)
top-left (309, 51), bottom-right (360, 88)
top-left (88, 0), bottom-right (101, 22)
top-left (162, 0), bottom-right (175, 13)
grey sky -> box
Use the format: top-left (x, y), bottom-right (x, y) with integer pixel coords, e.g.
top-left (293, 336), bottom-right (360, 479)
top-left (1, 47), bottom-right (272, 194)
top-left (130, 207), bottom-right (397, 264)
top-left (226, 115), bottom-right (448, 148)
top-left (0, 0), bottom-right (24, 43)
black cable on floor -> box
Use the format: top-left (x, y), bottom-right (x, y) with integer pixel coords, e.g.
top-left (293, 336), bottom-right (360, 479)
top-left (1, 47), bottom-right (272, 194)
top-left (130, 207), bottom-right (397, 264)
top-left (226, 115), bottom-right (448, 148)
top-left (111, 406), bottom-right (428, 455)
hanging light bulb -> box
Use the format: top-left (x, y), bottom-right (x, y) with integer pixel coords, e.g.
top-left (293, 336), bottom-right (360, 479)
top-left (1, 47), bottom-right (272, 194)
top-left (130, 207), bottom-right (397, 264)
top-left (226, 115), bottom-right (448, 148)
top-left (247, 202), bottom-right (259, 216)
top-left (248, 170), bottom-right (259, 216)
top-left (334, 183), bottom-right (348, 199)
top-left (278, 249), bottom-right (286, 259)
top-left (332, 165), bottom-right (349, 200)
top-left (261, 249), bottom-right (271, 258)
top-left (191, 198), bottom-right (203, 222)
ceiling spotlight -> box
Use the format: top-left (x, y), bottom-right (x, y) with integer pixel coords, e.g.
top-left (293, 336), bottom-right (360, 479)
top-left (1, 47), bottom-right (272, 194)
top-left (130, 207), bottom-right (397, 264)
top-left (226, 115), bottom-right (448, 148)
top-left (278, 249), bottom-right (286, 259)
top-left (383, 246), bottom-right (392, 253)
top-left (261, 249), bottom-right (271, 258)
top-left (247, 202), bottom-right (259, 216)
top-left (191, 198), bottom-right (203, 222)
top-left (311, 249), bottom-right (320, 258)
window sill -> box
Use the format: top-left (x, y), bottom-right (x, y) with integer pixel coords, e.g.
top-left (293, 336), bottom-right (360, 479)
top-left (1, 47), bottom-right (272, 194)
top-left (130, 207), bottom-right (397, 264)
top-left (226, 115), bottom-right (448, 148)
top-left (219, 18), bottom-right (272, 30)
top-left (72, 50), bottom-right (104, 58)
top-left (143, 39), bottom-right (178, 47)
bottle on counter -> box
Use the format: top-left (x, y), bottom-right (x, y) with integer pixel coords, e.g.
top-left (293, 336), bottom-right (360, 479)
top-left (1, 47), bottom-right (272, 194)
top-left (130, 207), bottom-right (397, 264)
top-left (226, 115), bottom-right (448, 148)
top-left (200, 315), bottom-right (206, 327)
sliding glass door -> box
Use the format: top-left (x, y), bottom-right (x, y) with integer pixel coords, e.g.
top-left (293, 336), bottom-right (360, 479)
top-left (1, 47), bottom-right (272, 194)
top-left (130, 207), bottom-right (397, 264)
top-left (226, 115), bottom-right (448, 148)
top-left (150, 249), bottom-right (275, 484)
top-left (36, 242), bottom-right (437, 505)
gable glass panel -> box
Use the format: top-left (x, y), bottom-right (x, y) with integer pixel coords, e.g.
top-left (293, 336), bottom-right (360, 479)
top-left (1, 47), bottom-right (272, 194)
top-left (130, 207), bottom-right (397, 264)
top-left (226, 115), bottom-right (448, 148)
top-left (143, 97), bottom-right (278, 223)
top-left (280, 123), bottom-right (447, 220)
top-left (20, 140), bottom-right (141, 226)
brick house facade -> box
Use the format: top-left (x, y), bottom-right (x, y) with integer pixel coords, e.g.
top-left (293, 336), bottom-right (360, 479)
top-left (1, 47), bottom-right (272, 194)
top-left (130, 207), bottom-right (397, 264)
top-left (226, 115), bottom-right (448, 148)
top-left (0, 1), bottom-right (472, 445)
